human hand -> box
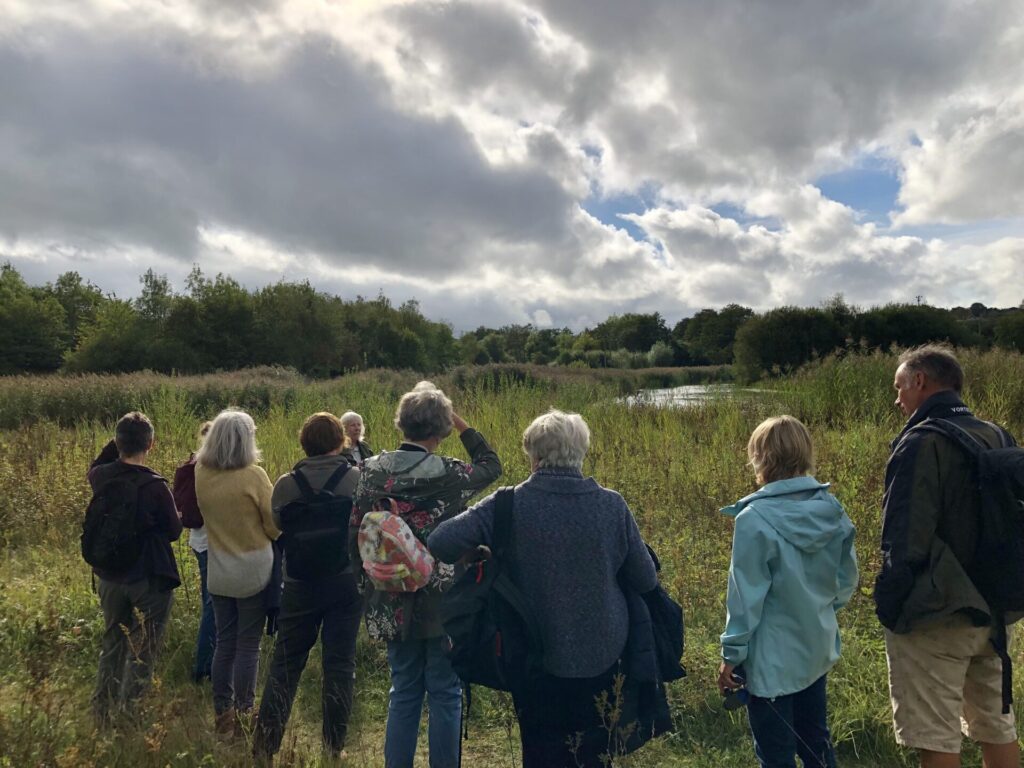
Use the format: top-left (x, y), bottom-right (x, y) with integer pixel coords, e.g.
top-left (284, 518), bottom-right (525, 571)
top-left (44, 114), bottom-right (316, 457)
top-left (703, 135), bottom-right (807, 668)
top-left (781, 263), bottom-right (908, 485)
top-left (717, 662), bottom-right (739, 696)
top-left (451, 413), bottom-right (469, 434)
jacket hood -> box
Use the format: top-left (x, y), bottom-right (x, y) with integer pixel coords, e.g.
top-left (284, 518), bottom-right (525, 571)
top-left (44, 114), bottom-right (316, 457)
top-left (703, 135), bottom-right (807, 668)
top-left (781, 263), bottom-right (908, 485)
top-left (720, 476), bottom-right (850, 552)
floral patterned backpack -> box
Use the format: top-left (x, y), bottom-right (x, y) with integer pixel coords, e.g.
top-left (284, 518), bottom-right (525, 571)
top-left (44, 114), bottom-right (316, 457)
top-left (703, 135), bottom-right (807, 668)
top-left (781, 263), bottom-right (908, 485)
top-left (358, 508), bottom-right (436, 592)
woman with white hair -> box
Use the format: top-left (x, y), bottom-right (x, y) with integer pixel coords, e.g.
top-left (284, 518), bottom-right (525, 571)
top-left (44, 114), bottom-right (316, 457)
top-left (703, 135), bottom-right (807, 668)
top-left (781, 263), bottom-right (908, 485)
top-left (429, 409), bottom-right (658, 768)
top-left (340, 411), bottom-right (374, 466)
top-left (352, 381), bottom-right (502, 768)
top-left (195, 409), bottom-right (280, 735)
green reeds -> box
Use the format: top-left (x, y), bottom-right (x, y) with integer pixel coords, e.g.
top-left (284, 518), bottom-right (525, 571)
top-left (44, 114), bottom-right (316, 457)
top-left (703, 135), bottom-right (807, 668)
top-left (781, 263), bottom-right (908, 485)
top-left (1, 352), bottom-right (1020, 766)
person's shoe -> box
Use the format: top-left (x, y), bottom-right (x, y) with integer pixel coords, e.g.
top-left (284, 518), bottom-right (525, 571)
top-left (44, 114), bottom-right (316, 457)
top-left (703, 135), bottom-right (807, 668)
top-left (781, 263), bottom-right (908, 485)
top-left (215, 707), bottom-right (237, 738)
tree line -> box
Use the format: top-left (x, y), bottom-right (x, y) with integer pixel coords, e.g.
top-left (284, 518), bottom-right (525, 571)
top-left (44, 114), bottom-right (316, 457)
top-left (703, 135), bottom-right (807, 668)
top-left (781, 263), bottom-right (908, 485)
top-left (2, 263), bottom-right (1024, 380)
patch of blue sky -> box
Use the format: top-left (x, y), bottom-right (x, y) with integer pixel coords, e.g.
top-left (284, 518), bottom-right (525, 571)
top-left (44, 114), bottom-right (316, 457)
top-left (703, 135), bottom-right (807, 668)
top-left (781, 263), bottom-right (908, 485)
top-left (581, 186), bottom-right (657, 242)
top-left (814, 153), bottom-right (901, 225)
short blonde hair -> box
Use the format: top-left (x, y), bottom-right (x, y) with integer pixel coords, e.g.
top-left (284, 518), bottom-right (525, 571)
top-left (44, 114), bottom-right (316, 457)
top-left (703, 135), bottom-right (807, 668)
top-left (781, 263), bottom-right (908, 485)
top-left (522, 409), bottom-right (590, 470)
top-left (197, 409), bottom-right (261, 470)
top-left (394, 381), bottom-right (453, 442)
top-left (747, 415), bottom-right (813, 485)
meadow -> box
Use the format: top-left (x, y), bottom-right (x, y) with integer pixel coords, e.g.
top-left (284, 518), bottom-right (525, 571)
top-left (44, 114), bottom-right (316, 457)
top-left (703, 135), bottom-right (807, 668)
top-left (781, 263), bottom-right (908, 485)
top-left (2, 351), bottom-right (1024, 767)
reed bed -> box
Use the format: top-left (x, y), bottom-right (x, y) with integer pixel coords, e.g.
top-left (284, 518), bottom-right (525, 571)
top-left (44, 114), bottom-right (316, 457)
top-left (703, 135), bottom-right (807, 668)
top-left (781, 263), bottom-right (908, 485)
top-left (1, 351), bottom-right (1021, 766)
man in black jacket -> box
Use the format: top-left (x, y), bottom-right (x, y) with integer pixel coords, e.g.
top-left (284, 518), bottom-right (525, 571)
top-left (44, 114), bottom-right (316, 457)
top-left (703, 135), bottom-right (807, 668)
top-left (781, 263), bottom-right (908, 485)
top-left (875, 346), bottom-right (1018, 768)
top-left (89, 411), bottom-right (181, 725)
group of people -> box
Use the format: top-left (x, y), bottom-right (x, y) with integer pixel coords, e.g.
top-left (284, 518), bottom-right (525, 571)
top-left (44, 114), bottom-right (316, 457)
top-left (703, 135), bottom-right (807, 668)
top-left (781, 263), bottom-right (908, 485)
top-left (84, 345), bottom-right (1020, 768)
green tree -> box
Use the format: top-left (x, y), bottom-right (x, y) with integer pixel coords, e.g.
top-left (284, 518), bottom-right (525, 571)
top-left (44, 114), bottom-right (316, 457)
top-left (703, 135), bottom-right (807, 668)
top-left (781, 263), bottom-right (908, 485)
top-left (591, 312), bottom-right (670, 352)
top-left (647, 340), bottom-right (675, 367)
top-left (63, 300), bottom-right (148, 373)
top-left (187, 271), bottom-right (257, 370)
top-left (995, 311), bottom-right (1024, 352)
top-left (457, 333), bottom-right (490, 365)
top-left (852, 304), bottom-right (972, 349)
top-left (44, 271), bottom-right (106, 348)
top-left (0, 264), bottom-right (68, 373)
top-left (252, 282), bottom-right (355, 376)
top-left (480, 333), bottom-right (507, 364)
top-left (678, 304), bottom-right (754, 364)
top-left (733, 307), bottom-right (846, 382)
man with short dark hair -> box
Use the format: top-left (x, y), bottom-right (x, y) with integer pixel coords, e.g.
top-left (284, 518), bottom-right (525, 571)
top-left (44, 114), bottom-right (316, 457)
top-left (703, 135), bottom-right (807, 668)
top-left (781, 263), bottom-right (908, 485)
top-left (876, 345), bottom-right (1019, 768)
top-left (88, 411), bottom-right (181, 725)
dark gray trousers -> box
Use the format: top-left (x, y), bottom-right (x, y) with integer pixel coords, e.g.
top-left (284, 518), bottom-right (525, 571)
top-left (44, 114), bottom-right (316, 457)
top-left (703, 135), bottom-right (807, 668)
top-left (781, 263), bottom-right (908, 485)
top-left (93, 577), bottom-right (174, 720)
top-left (255, 574), bottom-right (363, 755)
top-left (211, 593), bottom-right (267, 714)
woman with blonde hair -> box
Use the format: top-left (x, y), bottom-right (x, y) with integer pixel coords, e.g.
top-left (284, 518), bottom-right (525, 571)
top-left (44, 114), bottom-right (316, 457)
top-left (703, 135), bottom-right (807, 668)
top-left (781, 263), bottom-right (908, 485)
top-left (195, 409), bottom-right (280, 734)
top-left (718, 415), bottom-right (858, 768)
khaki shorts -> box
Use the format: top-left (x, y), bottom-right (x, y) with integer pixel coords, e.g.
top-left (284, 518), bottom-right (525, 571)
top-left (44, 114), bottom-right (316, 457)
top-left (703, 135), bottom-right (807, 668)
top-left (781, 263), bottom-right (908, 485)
top-left (885, 614), bottom-right (1017, 753)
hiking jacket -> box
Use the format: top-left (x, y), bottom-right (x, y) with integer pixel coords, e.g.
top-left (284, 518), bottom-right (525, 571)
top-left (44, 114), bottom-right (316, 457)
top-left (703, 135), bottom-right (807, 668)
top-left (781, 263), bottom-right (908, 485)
top-left (343, 440), bottom-right (374, 467)
top-left (351, 428), bottom-right (502, 641)
top-left (874, 390), bottom-right (1015, 634)
top-left (88, 440), bottom-right (182, 591)
top-left (720, 475), bottom-right (858, 698)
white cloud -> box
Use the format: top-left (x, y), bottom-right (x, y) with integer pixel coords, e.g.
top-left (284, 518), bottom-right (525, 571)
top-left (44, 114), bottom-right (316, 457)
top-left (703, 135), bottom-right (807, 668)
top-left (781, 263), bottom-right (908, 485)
top-left (1, 0), bottom-right (1023, 333)
top-left (895, 94), bottom-right (1024, 225)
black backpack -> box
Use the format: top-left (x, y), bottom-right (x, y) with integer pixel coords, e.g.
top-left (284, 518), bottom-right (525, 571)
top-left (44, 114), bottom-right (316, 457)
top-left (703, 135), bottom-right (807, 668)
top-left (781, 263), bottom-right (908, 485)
top-left (81, 472), bottom-right (158, 573)
top-left (913, 416), bottom-right (1024, 712)
top-left (439, 487), bottom-right (544, 692)
top-left (277, 464), bottom-right (352, 581)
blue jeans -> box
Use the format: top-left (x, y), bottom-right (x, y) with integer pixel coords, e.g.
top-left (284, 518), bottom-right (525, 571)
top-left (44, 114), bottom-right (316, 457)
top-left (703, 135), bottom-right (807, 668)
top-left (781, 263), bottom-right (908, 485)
top-left (192, 549), bottom-right (216, 682)
top-left (385, 637), bottom-right (462, 768)
top-left (747, 674), bottom-right (836, 768)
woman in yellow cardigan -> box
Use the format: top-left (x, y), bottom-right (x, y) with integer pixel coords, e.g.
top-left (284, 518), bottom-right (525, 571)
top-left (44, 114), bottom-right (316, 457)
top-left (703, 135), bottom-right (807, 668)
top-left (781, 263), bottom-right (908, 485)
top-left (195, 409), bottom-right (280, 734)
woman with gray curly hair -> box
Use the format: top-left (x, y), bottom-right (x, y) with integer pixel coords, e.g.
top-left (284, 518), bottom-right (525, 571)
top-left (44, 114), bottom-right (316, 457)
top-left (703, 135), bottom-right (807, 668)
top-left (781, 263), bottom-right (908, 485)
top-left (195, 409), bottom-right (280, 735)
top-left (429, 409), bottom-right (658, 768)
top-left (351, 381), bottom-right (502, 768)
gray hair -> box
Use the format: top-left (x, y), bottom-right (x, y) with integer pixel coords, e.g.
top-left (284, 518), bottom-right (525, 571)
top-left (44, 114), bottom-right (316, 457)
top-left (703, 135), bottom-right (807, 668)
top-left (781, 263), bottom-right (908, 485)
top-left (898, 344), bottom-right (964, 393)
top-left (523, 409), bottom-right (591, 470)
top-left (196, 409), bottom-right (261, 470)
top-left (340, 411), bottom-right (365, 440)
top-left (394, 381), bottom-right (453, 442)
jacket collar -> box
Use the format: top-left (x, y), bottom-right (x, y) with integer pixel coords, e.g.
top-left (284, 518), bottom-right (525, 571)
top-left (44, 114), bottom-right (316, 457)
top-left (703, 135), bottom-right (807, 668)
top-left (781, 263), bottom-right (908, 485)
top-left (520, 467), bottom-right (599, 495)
top-left (721, 475), bottom-right (829, 516)
top-left (894, 390), bottom-right (973, 446)
top-left (397, 442), bottom-right (429, 453)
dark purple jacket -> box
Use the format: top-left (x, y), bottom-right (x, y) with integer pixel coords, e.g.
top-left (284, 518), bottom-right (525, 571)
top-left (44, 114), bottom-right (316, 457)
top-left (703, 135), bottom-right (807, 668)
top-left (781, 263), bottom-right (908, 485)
top-left (88, 440), bottom-right (182, 591)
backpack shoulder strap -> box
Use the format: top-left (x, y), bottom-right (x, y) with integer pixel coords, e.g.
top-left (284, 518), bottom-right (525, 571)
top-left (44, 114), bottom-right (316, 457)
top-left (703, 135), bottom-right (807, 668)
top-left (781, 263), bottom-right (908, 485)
top-left (912, 417), bottom-right (987, 459)
top-left (291, 468), bottom-right (316, 500)
top-left (492, 486), bottom-right (515, 558)
top-left (322, 463), bottom-right (351, 494)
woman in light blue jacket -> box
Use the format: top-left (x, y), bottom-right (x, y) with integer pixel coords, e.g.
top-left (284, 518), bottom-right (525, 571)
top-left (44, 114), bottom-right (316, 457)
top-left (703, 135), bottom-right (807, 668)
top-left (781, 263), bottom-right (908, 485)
top-left (718, 415), bottom-right (858, 768)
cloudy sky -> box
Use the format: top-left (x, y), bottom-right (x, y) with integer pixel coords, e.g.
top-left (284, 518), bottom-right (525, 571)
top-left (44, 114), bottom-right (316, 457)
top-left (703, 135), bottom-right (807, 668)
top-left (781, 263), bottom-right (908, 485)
top-left (2, 0), bottom-right (1023, 330)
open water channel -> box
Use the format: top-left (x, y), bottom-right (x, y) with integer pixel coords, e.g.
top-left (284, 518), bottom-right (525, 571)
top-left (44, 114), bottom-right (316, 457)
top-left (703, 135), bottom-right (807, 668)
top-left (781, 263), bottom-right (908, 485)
top-left (621, 383), bottom-right (767, 408)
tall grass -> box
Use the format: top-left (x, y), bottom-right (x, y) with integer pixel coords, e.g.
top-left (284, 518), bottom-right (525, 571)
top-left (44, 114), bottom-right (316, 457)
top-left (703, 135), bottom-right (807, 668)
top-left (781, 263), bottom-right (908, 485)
top-left (1, 351), bottom-right (1021, 766)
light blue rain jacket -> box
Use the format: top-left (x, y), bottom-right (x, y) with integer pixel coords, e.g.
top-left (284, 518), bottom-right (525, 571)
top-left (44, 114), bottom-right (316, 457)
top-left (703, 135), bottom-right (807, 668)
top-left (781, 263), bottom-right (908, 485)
top-left (720, 476), bottom-right (858, 698)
